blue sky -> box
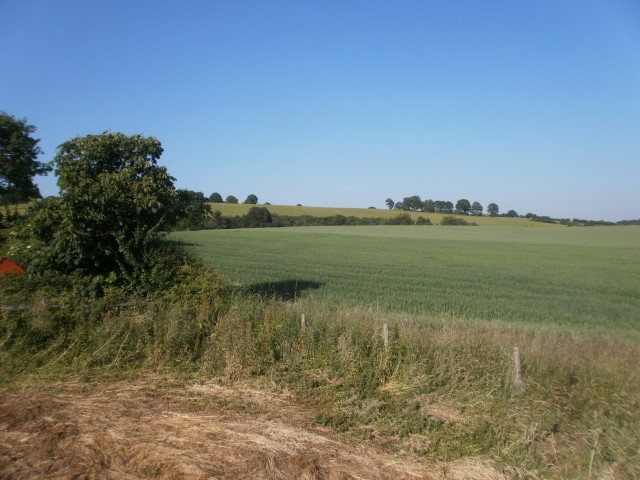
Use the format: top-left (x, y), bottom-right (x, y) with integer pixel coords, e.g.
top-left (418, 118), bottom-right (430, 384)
top-left (2, 0), bottom-right (639, 220)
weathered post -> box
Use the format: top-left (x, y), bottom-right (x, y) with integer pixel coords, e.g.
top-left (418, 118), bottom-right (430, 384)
top-left (301, 313), bottom-right (306, 331)
top-left (383, 324), bottom-right (389, 350)
top-left (513, 346), bottom-right (523, 393)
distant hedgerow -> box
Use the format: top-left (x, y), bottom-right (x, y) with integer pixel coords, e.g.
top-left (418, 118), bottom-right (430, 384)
top-left (440, 215), bottom-right (477, 226)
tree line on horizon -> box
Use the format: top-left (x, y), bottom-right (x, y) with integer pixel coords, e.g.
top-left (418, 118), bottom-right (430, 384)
top-left (1, 111), bottom-right (637, 232)
top-left (385, 195), bottom-right (517, 218)
top-left (171, 190), bottom-right (638, 228)
top-left (383, 195), bottom-right (633, 226)
top-left (207, 192), bottom-right (259, 205)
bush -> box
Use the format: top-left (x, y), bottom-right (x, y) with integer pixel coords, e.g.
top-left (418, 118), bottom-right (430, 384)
top-left (244, 207), bottom-right (273, 227)
top-left (12, 133), bottom-right (184, 295)
top-left (440, 215), bottom-right (477, 226)
top-left (386, 214), bottom-right (414, 225)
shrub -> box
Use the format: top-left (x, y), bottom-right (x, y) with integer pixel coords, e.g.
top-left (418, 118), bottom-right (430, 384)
top-left (440, 216), bottom-right (477, 226)
top-left (244, 207), bottom-right (273, 228)
top-left (12, 133), bottom-right (185, 295)
top-left (386, 213), bottom-right (414, 225)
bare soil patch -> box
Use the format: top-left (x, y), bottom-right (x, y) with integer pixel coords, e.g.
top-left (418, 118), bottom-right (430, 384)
top-left (0, 376), bottom-right (509, 479)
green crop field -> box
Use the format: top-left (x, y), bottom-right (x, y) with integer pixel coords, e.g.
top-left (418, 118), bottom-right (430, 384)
top-left (172, 225), bottom-right (640, 335)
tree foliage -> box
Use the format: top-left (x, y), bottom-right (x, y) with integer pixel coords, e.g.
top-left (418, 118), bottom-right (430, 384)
top-left (244, 193), bottom-right (258, 204)
top-left (487, 203), bottom-right (499, 216)
top-left (244, 206), bottom-right (272, 227)
top-left (434, 201), bottom-right (454, 213)
top-left (455, 198), bottom-right (471, 215)
top-left (177, 189), bottom-right (212, 230)
top-left (423, 199), bottom-right (435, 212)
top-left (385, 213), bottom-right (414, 225)
top-left (17, 132), bottom-right (183, 293)
top-left (0, 112), bottom-right (50, 204)
top-left (225, 195), bottom-right (238, 204)
top-left (470, 201), bottom-right (483, 216)
top-left (209, 192), bottom-right (223, 203)
top-left (402, 195), bottom-right (423, 211)
top-left (385, 197), bottom-right (394, 210)
top-left (440, 215), bottom-right (476, 226)
top-left (416, 216), bottom-right (432, 225)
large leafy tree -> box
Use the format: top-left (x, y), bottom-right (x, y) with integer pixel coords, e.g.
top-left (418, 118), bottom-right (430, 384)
top-left (209, 192), bottom-right (223, 203)
top-left (21, 132), bottom-right (183, 290)
top-left (244, 193), bottom-right (258, 204)
top-left (385, 197), bottom-right (395, 210)
top-left (423, 199), bottom-right (435, 213)
top-left (470, 201), bottom-right (483, 216)
top-left (434, 200), bottom-right (454, 213)
top-left (455, 198), bottom-right (471, 215)
top-left (0, 112), bottom-right (50, 204)
top-left (487, 203), bottom-right (499, 216)
top-left (402, 195), bottom-right (423, 211)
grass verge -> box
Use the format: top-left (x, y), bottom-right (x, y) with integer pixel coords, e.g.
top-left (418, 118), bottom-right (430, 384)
top-left (1, 288), bottom-right (638, 479)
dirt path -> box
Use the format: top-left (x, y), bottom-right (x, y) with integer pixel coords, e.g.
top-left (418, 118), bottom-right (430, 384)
top-left (0, 376), bottom-right (509, 479)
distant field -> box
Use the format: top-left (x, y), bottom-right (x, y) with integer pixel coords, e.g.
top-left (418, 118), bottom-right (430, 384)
top-left (207, 203), bottom-right (557, 227)
top-left (173, 225), bottom-right (640, 335)
top-left (0, 203), bottom-right (30, 215)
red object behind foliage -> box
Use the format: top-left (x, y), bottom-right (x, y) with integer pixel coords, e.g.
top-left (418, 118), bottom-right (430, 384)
top-left (0, 258), bottom-right (26, 275)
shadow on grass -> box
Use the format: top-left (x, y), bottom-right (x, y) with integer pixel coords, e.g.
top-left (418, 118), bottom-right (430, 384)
top-left (243, 279), bottom-right (323, 301)
top-left (167, 239), bottom-right (203, 248)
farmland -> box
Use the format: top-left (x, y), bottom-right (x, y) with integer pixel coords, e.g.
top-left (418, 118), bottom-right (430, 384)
top-left (4, 212), bottom-right (640, 477)
top-left (173, 225), bottom-right (640, 335)
top-left (207, 202), bottom-right (554, 227)
top-left (167, 224), bottom-right (640, 477)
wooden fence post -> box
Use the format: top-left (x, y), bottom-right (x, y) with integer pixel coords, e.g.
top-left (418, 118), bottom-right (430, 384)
top-left (513, 346), bottom-right (523, 393)
top-left (301, 313), bottom-right (306, 331)
top-left (382, 324), bottom-right (389, 349)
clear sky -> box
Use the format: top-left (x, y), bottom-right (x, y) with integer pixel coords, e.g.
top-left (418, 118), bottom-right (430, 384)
top-left (2, 0), bottom-right (639, 221)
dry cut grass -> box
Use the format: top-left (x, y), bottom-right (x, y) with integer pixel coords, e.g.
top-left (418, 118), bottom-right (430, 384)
top-left (0, 375), bottom-right (523, 479)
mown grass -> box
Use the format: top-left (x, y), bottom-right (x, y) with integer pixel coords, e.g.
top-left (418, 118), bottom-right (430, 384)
top-left (172, 226), bottom-right (640, 335)
top-left (208, 203), bottom-right (554, 227)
